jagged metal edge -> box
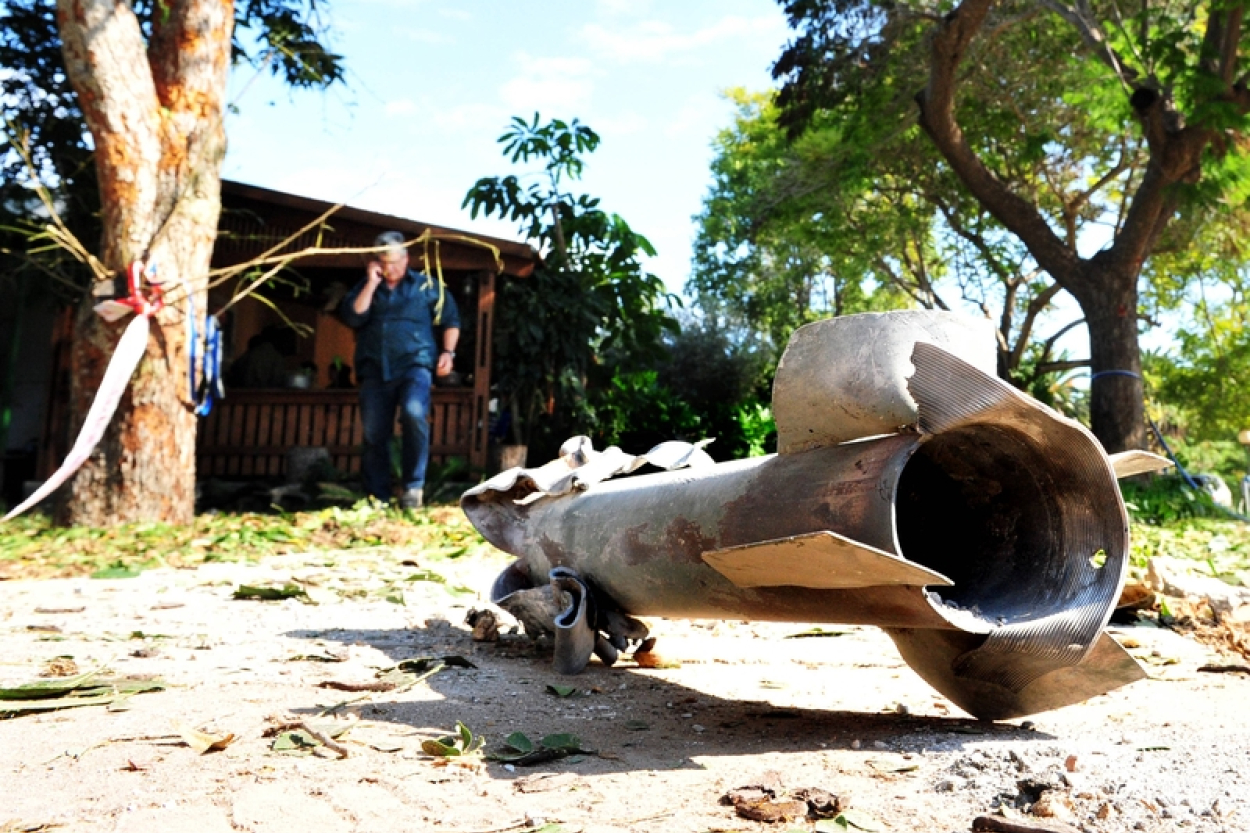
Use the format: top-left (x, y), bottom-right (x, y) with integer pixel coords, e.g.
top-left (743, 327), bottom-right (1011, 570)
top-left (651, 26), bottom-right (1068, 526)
top-left (908, 341), bottom-right (1129, 692)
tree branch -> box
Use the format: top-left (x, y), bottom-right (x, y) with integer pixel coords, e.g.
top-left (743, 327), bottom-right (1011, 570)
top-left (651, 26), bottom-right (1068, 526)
top-left (915, 0), bottom-right (1082, 291)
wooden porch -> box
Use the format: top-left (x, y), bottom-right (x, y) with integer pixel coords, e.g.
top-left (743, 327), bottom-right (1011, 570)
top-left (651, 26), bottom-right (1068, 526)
top-left (196, 388), bottom-right (475, 478)
top-left (191, 180), bottom-right (536, 480)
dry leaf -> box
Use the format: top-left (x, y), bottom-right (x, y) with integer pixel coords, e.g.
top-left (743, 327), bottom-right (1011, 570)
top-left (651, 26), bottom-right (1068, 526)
top-left (174, 721), bottom-right (236, 754)
top-left (633, 650), bottom-right (681, 669)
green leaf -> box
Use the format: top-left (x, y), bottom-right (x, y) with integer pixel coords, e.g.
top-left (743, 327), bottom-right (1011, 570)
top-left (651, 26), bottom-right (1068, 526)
top-left (545, 684), bottom-right (577, 697)
top-left (814, 821), bottom-right (850, 833)
top-left (421, 738), bottom-right (459, 757)
top-left (404, 569), bottom-right (446, 584)
top-left (232, 583), bottom-right (309, 602)
top-left (504, 732), bottom-right (534, 753)
top-left (834, 809), bottom-right (883, 831)
top-left (785, 627), bottom-right (850, 639)
top-left (91, 563), bottom-right (142, 579)
top-left (539, 733), bottom-right (582, 751)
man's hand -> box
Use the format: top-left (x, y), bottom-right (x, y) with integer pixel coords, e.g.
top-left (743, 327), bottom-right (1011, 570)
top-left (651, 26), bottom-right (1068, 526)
top-left (436, 350), bottom-right (454, 377)
top-left (365, 261), bottom-right (384, 286)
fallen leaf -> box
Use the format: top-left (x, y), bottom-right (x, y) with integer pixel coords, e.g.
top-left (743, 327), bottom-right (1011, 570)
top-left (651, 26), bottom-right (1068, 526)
top-left (514, 772), bottom-right (581, 793)
top-left (174, 722), bottom-right (236, 754)
top-left (633, 650), bottom-right (681, 669)
top-left (232, 583), bottom-right (309, 602)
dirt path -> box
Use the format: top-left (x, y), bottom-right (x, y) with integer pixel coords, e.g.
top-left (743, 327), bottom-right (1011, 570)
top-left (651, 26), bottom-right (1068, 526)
top-left (1, 545), bottom-right (1247, 833)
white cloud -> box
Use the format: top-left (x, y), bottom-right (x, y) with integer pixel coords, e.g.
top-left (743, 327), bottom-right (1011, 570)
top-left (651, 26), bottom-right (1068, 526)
top-left (499, 54), bottom-right (598, 115)
top-left (580, 14), bottom-right (784, 64)
top-left (437, 6), bottom-right (472, 21)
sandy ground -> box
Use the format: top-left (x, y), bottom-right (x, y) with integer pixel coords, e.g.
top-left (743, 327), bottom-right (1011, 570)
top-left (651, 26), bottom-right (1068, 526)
top-left (1, 544), bottom-right (1248, 833)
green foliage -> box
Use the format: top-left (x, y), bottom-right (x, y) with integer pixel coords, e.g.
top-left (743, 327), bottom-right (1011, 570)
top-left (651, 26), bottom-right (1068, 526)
top-left (1145, 306), bottom-right (1250, 443)
top-left (765, 0), bottom-right (1250, 453)
top-left (1130, 517), bottom-right (1250, 586)
top-left (0, 0), bottom-right (342, 300)
top-left (1121, 476), bottom-right (1231, 526)
top-left (582, 318), bottom-right (776, 461)
top-left (463, 114), bottom-right (676, 450)
top-left (0, 501), bottom-right (489, 580)
top-left (690, 90), bottom-right (915, 357)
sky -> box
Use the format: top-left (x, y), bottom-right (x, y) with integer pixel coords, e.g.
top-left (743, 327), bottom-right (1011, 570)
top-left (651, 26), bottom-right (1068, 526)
top-left (222, 0), bottom-right (793, 297)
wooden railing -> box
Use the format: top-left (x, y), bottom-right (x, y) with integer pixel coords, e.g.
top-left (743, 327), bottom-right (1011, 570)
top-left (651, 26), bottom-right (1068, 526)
top-left (196, 387), bottom-right (475, 479)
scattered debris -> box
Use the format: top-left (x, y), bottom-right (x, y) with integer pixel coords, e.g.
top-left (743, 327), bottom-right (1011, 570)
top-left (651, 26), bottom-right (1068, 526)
top-left (1147, 556), bottom-right (1250, 617)
top-left (421, 721), bottom-right (485, 759)
top-left (785, 627), bottom-right (850, 638)
top-left (971, 814), bottom-right (1082, 833)
top-left (318, 679), bottom-right (397, 692)
top-left (466, 608), bottom-right (500, 642)
top-left (232, 582), bottom-right (310, 602)
top-left (720, 773), bottom-right (856, 826)
top-left (318, 655), bottom-right (476, 715)
top-left (513, 772), bottom-right (581, 793)
top-left (173, 721), bottom-right (236, 754)
top-left (0, 668), bottom-right (165, 716)
top-left (489, 731), bottom-right (594, 766)
top-left (1198, 663), bottom-right (1250, 674)
top-left (39, 657), bottom-right (79, 678)
top-left (32, 606), bottom-right (85, 615)
top-left (265, 718), bottom-right (353, 758)
top-left (286, 651), bottom-right (347, 663)
top-left (633, 648), bottom-right (680, 669)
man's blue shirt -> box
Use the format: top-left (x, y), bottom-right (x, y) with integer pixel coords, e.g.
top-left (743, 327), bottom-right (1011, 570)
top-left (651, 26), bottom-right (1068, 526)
top-left (339, 269), bottom-right (460, 383)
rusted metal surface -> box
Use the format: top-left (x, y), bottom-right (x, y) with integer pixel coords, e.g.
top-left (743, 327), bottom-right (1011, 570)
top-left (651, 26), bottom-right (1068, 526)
top-left (462, 311), bottom-right (1170, 720)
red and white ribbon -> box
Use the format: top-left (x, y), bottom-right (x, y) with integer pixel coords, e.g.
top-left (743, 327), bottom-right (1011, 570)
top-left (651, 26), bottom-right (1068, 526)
top-left (3, 263), bottom-right (160, 521)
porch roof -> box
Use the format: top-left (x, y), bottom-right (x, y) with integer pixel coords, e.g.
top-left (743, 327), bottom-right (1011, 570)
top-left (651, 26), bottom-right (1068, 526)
top-left (213, 180), bottom-right (539, 278)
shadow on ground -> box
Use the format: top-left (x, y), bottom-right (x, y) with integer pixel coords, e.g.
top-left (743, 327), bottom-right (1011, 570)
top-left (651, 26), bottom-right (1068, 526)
top-left (284, 621), bottom-right (1054, 776)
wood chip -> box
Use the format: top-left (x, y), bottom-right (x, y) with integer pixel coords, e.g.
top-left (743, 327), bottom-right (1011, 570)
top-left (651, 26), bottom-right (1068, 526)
top-left (34, 606), bottom-right (86, 614)
top-left (972, 814), bottom-right (1083, 833)
top-left (318, 680), bottom-right (397, 692)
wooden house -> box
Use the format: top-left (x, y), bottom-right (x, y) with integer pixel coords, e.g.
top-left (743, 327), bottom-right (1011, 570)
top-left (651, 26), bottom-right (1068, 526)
top-left (28, 181), bottom-right (538, 492)
top-left (196, 180), bottom-right (539, 479)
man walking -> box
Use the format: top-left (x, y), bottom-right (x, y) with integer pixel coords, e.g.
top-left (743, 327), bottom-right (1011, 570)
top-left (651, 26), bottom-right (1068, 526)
top-left (340, 232), bottom-right (460, 509)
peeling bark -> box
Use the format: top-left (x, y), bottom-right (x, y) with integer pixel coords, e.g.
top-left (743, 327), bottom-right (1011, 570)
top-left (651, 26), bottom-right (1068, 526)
top-left (56, 0), bottom-right (232, 525)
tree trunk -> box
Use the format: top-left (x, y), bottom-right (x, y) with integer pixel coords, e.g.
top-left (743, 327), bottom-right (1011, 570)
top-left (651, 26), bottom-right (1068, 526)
top-left (55, 0), bottom-right (232, 525)
top-left (1076, 271), bottom-right (1147, 454)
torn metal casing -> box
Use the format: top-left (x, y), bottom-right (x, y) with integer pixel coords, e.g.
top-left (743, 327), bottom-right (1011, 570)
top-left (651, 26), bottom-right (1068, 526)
top-left (462, 311), bottom-right (1169, 720)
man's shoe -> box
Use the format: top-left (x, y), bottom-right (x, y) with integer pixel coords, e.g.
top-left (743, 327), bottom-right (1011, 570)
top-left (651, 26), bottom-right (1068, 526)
top-left (400, 487), bottom-right (423, 510)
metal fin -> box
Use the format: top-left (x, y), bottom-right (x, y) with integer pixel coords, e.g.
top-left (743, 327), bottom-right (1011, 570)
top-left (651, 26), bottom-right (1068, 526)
top-left (702, 531), bottom-right (953, 590)
top-left (889, 628), bottom-right (1146, 720)
top-left (1109, 450), bottom-right (1172, 479)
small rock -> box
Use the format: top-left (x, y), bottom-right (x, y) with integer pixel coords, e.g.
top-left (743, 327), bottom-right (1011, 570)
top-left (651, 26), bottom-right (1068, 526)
top-left (851, 739), bottom-right (862, 749)
top-left (1063, 755), bottom-right (1078, 772)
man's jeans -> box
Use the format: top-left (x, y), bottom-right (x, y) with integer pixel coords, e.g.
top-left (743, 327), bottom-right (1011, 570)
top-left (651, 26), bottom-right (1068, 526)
top-left (359, 366), bottom-right (432, 501)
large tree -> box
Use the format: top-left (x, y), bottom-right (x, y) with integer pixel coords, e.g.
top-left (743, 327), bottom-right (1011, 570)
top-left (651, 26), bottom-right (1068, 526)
top-left (773, 0), bottom-right (1250, 452)
top-left (1, 0), bottom-right (340, 524)
top-left (692, 87), bottom-right (1104, 397)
